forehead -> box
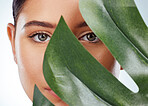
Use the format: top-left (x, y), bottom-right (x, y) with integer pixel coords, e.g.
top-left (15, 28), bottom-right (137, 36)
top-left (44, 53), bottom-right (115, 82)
top-left (19, 0), bottom-right (79, 23)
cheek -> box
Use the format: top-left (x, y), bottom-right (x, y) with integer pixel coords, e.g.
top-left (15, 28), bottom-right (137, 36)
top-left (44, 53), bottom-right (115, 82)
top-left (81, 42), bottom-right (118, 73)
top-left (15, 37), bottom-right (47, 100)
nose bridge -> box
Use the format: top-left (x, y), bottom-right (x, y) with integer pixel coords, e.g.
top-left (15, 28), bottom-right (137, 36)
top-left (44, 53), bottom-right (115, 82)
top-left (55, 0), bottom-right (84, 32)
top-left (63, 7), bottom-right (83, 32)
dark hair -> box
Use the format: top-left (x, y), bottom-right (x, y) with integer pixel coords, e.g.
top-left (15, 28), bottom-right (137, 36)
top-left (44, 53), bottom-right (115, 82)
top-left (13, 0), bottom-right (26, 26)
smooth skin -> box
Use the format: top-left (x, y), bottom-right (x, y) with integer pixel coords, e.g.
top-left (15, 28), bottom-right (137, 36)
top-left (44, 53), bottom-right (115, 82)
top-left (7, 0), bottom-right (120, 105)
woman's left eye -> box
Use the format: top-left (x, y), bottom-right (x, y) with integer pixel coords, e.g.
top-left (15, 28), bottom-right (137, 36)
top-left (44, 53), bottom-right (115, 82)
top-left (29, 32), bottom-right (51, 43)
top-left (79, 32), bottom-right (99, 43)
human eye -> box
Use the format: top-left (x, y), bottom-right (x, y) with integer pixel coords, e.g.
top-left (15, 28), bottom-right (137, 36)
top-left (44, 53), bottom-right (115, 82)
top-left (79, 32), bottom-right (100, 43)
top-left (29, 31), bottom-right (51, 43)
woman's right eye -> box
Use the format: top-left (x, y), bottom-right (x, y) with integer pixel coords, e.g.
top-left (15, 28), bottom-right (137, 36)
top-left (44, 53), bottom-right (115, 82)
top-left (29, 32), bottom-right (51, 43)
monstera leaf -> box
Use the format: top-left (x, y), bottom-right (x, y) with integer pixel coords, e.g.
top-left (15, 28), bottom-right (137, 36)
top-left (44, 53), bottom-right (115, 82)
top-left (33, 0), bottom-right (148, 105)
top-left (79, 0), bottom-right (148, 105)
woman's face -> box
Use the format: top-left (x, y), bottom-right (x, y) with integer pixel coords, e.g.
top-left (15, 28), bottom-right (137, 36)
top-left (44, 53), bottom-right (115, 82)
top-left (7, 0), bottom-right (120, 105)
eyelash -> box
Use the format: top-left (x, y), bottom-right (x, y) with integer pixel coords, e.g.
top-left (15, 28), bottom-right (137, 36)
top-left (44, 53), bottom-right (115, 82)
top-left (79, 32), bottom-right (99, 43)
top-left (29, 31), bottom-right (51, 43)
top-left (29, 31), bottom-right (99, 43)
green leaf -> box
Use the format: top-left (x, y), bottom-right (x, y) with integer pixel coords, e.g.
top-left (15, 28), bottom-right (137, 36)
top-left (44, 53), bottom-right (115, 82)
top-left (79, 0), bottom-right (148, 105)
top-left (43, 16), bottom-right (142, 105)
top-left (43, 16), bottom-right (109, 106)
top-left (33, 85), bottom-right (54, 106)
top-left (47, 16), bottom-right (135, 105)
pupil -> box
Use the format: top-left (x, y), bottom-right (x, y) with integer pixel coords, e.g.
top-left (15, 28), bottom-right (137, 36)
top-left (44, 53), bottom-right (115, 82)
top-left (87, 33), bottom-right (96, 41)
top-left (38, 34), bottom-right (47, 41)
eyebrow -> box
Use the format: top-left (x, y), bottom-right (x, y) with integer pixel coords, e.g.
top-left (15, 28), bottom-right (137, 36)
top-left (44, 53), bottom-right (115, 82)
top-left (23, 20), bottom-right (88, 29)
top-left (76, 21), bottom-right (88, 28)
top-left (23, 20), bottom-right (56, 29)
